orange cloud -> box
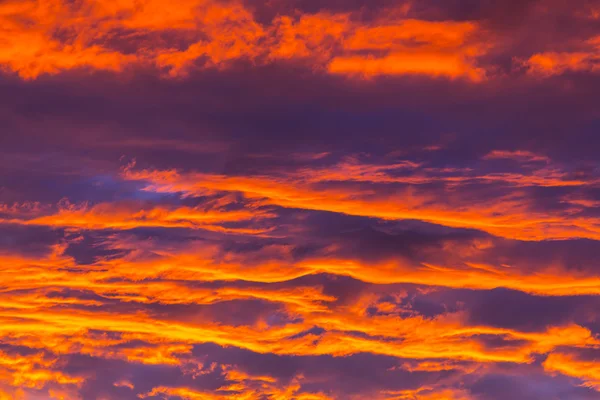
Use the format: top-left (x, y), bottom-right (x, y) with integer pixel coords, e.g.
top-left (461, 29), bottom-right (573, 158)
top-left (267, 14), bottom-right (349, 60)
top-left (140, 376), bottom-right (334, 400)
top-left (2, 245), bottom-right (597, 366)
top-left (3, 4), bottom-right (600, 398)
top-left (525, 52), bottom-right (599, 76)
top-left (524, 37), bottom-right (600, 76)
top-left (483, 150), bottom-right (550, 163)
top-left (2, 200), bottom-right (274, 235)
top-left (544, 352), bottom-right (600, 390)
top-left (0, 349), bottom-right (82, 398)
top-left (121, 164), bottom-right (600, 241)
top-left (0, 238), bottom-right (598, 397)
top-left (329, 20), bottom-right (486, 80)
top-left (5, 0), bottom-right (600, 81)
top-left (0, 0), bottom-right (491, 80)
top-left (328, 53), bottom-right (483, 80)
top-left (383, 387), bottom-right (472, 400)
top-left (0, 0), bottom-right (131, 78)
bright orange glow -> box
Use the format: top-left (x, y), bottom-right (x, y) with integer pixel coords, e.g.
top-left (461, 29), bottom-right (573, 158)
top-left (525, 52), bottom-right (598, 76)
top-left (1, 199), bottom-right (275, 236)
top-left (121, 164), bottom-right (600, 241)
top-left (329, 19), bottom-right (485, 80)
top-left (0, 0), bottom-right (489, 80)
top-left (544, 353), bottom-right (600, 390)
top-left (328, 53), bottom-right (484, 80)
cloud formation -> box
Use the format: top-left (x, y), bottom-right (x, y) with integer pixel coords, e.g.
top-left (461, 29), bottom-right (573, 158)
top-left (1, 0), bottom-right (600, 399)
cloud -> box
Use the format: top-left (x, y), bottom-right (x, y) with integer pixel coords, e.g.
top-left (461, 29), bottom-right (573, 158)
top-left (2, 0), bottom-right (600, 398)
top-left (121, 158), bottom-right (600, 241)
top-left (0, 0), bottom-right (492, 80)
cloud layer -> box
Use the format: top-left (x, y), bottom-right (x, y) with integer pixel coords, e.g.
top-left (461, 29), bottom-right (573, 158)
top-left (2, 0), bottom-right (600, 399)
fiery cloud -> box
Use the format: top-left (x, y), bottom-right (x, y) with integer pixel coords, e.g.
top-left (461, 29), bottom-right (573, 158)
top-left (0, 0), bottom-right (524, 80)
top-left (1, 0), bottom-right (600, 399)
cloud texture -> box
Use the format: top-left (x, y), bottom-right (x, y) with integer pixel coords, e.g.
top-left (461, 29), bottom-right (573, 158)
top-left (2, 0), bottom-right (600, 399)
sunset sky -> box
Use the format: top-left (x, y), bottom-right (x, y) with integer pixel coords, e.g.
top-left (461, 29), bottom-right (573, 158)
top-left (1, 0), bottom-right (600, 399)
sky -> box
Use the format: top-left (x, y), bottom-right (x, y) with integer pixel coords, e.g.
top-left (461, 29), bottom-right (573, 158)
top-left (1, 0), bottom-right (600, 399)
